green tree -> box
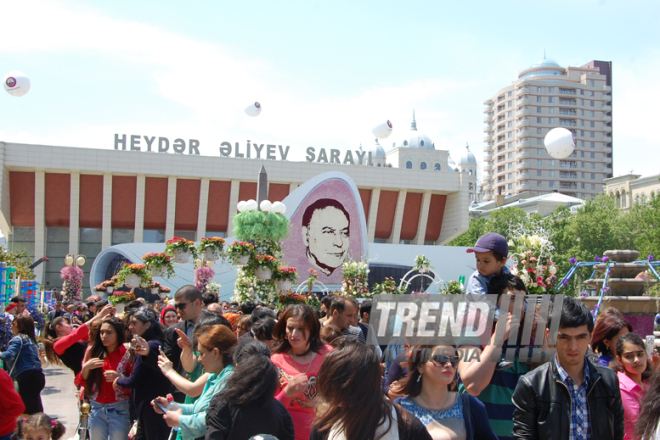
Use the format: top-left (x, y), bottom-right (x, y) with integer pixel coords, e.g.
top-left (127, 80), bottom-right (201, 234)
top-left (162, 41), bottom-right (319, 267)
top-left (447, 217), bottom-right (488, 247)
top-left (0, 245), bottom-right (35, 280)
top-left (629, 194), bottom-right (660, 259)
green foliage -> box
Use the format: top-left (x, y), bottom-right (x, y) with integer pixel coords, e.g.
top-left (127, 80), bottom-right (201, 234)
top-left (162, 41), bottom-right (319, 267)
top-left (0, 245), bottom-right (35, 280)
top-left (233, 211), bottom-right (290, 242)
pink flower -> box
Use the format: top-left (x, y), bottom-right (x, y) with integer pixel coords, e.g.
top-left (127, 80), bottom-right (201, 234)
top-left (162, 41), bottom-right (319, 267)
top-left (530, 257), bottom-right (537, 262)
top-left (521, 260), bottom-right (527, 265)
top-left (526, 268), bottom-right (534, 272)
top-left (526, 250), bottom-right (533, 255)
top-left (536, 277), bottom-right (543, 284)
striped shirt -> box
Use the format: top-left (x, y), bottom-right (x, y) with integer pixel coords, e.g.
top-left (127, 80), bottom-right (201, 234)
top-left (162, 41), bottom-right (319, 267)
top-left (555, 355), bottom-right (591, 440)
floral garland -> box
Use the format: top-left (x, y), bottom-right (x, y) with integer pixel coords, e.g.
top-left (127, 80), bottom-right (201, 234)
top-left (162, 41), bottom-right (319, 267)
top-left (142, 252), bottom-right (175, 278)
top-left (342, 261), bottom-right (370, 298)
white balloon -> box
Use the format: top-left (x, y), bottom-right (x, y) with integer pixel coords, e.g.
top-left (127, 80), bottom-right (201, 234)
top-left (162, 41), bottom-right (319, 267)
top-left (260, 200), bottom-right (272, 212)
top-left (245, 102), bottom-right (262, 117)
top-left (372, 120), bottom-right (393, 139)
top-left (3, 71), bottom-right (30, 97)
top-left (237, 201), bottom-right (247, 212)
top-left (272, 201), bottom-right (286, 214)
top-left (246, 199), bottom-right (258, 211)
top-left (544, 127), bottom-right (575, 159)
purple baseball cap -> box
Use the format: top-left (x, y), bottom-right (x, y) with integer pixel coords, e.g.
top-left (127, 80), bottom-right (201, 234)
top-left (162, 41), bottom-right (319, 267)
top-left (466, 232), bottom-right (508, 256)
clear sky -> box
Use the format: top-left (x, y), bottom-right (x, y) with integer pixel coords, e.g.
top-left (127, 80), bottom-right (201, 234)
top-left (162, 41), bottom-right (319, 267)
top-left (1, 0), bottom-right (659, 176)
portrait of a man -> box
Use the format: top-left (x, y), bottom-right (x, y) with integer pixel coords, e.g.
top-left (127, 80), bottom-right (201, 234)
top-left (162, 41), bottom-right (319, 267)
top-left (301, 198), bottom-right (350, 276)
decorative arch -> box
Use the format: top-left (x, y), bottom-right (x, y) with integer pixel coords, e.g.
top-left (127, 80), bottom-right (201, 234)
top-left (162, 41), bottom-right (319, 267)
top-left (434, 163), bottom-right (441, 171)
top-left (420, 162), bottom-right (427, 170)
top-left (406, 161), bottom-right (413, 169)
top-left (615, 191), bottom-right (621, 207)
top-left (621, 189), bottom-right (627, 208)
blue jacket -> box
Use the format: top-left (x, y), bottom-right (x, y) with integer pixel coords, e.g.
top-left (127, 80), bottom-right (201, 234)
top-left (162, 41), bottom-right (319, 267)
top-left (465, 265), bottom-right (511, 295)
top-left (0, 334), bottom-right (42, 379)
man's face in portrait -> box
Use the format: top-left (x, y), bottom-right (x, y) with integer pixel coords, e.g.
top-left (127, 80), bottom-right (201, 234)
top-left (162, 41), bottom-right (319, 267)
top-left (303, 206), bottom-right (350, 275)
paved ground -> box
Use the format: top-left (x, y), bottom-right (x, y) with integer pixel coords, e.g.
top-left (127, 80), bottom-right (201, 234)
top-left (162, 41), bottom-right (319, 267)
top-left (41, 365), bottom-right (81, 439)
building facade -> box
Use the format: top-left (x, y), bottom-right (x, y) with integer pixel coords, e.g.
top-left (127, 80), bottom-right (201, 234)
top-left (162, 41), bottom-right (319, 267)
top-left (0, 125), bottom-right (476, 295)
top-left (604, 173), bottom-right (660, 209)
top-left (482, 59), bottom-right (613, 200)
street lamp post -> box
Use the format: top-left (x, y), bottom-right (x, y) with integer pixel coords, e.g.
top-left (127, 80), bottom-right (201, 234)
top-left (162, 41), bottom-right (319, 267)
top-left (65, 254), bottom-right (87, 268)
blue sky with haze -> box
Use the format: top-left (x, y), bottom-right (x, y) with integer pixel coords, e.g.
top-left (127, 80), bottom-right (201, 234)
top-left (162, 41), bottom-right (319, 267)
top-left (1, 0), bottom-right (658, 175)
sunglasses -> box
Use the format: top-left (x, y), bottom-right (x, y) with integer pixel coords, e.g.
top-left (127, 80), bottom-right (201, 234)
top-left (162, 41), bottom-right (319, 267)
top-left (174, 302), bottom-right (189, 310)
top-left (431, 354), bottom-right (459, 367)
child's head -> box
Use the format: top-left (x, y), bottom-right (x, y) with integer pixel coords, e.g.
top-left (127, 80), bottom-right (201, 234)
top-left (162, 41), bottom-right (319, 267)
top-left (488, 274), bottom-right (527, 313)
top-left (467, 232), bottom-right (509, 277)
top-left (12, 413), bottom-right (65, 440)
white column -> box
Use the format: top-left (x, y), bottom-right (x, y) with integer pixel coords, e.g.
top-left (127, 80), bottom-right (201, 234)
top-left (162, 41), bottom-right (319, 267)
top-left (34, 171), bottom-right (46, 283)
top-left (165, 177), bottom-right (177, 239)
top-left (227, 180), bottom-right (241, 237)
top-left (134, 175), bottom-right (145, 243)
top-left (390, 190), bottom-right (407, 244)
top-left (367, 188), bottom-right (380, 243)
top-left (69, 172), bottom-right (80, 254)
top-left (196, 178), bottom-right (210, 240)
top-left (414, 191), bottom-right (432, 245)
top-left (101, 174), bottom-right (112, 248)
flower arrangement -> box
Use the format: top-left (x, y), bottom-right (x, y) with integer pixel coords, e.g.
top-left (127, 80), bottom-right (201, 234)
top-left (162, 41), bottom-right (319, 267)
top-left (108, 290), bottom-right (136, 305)
top-left (116, 263), bottom-right (153, 288)
top-left (371, 277), bottom-right (405, 295)
top-left (159, 286), bottom-right (171, 294)
top-left (306, 269), bottom-right (319, 293)
top-left (440, 280), bottom-right (465, 295)
top-left (93, 283), bottom-right (107, 293)
top-left (414, 255), bottom-right (433, 273)
top-left (509, 231), bottom-right (559, 295)
top-left (87, 295), bottom-right (101, 303)
top-left (226, 241), bottom-right (255, 260)
top-left (198, 237), bottom-right (226, 259)
top-left (233, 210), bottom-right (290, 242)
top-left (142, 252), bottom-right (175, 278)
top-left (252, 255), bottom-right (279, 271)
top-left (273, 266), bottom-right (298, 283)
top-left (194, 266), bottom-right (216, 292)
top-left (232, 268), bottom-right (279, 305)
top-left (60, 266), bottom-right (84, 302)
top-left (278, 290), bottom-right (310, 308)
top-left (27, 305), bottom-right (45, 331)
top-left (0, 316), bottom-right (12, 351)
top-left (342, 261), bottom-right (370, 298)
top-left (165, 237), bottom-right (197, 260)
top-left (147, 281), bottom-right (162, 290)
top-left (206, 282), bottom-right (222, 294)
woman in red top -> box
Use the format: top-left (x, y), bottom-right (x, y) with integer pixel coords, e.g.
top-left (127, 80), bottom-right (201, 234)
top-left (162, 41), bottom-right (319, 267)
top-left (271, 304), bottom-right (332, 440)
top-left (78, 317), bottom-right (134, 440)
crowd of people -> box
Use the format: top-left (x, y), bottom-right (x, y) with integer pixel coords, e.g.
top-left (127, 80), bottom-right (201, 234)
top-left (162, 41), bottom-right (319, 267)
top-left (0, 232), bottom-right (658, 440)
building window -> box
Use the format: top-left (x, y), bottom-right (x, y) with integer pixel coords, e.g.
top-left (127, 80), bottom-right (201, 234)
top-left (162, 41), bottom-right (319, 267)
top-left (590, 163), bottom-right (595, 169)
top-left (537, 180), bottom-right (542, 187)
top-left (549, 107), bottom-right (555, 114)
top-left (537, 96), bottom-right (542, 103)
top-left (549, 160), bottom-right (555, 166)
top-left (590, 121), bottom-right (595, 128)
top-left (537, 87), bottom-right (542, 92)
top-left (581, 140), bottom-right (585, 147)
top-left (591, 142), bottom-right (595, 148)
top-left (581, 120), bottom-right (584, 126)
top-left (548, 97), bottom-right (554, 103)
top-left (508, 152), bottom-right (512, 159)
top-left (589, 80), bottom-right (595, 87)
top-left (537, 117), bottom-right (542, 123)
top-left (469, 183), bottom-right (474, 190)
top-left (549, 181), bottom-right (555, 188)
top-left (622, 192), bottom-right (627, 208)
top-left (591, 184), bottom-right (596, 190)
top-left (590, 152), bottom-right (595, 159)
top-left (590, 131), bottom-right (595, 138)
top-left (112, 229), bottom-right (134, 245)
top-left (536, 128), bottom-right (542, 134)
top-left (549, 170), bottom-right (555, 177)
top-left (469, 170), bottom-right (473, 176)
top-left (590, 111), bottom-right (595, 117)
top-left (590, 100), bottom-right (595, 107)
top-left (508, 132), bottom-right (512, 138)
top-left (581, 151), bottom-right (585, 158)
top-left (508, 91), bottom-right (512, 97)
top-left (537, 170), bottom-right (542, 176)
top-left (581, 162), bottom-right (585, 168)
top-left (508, 101), bottom-right (512, 107)
top-left (434, 163), bottom-right (441, 171)
top-left (406, 161), bottom-right (412, 169)
top-left (591, 173), bottom-right (595, 179)
top-left (508, 163), bottom-right (513, 169)
top-left (537, 107), bottom-right (542, 113)
top-left (581, 182), bottom-right (585, 189)
top-left (420, 162), bottom-right (427, 170)
top-left (508, 111), bottom-right (513, 117)
top-left (174, 230), bottom-right (196, 241)
top-left (549, 87), bottom-right (555, 92)
top-left (508, 142), bottom-right (513, 148)
top-left (581, 89), bottom-right (584, 95)
top-left (548, 118), bottom-right (555, 123)
top-left (537, 139), bottom-right (543, 145)
top-left (537, 149), bottom-right (542, 155)
top-left (508, 184), bottom-right (513, 189)
top-left (143, 230), bottom-right (165, 243)
top-left (537, 160), bottom-right (543, 166)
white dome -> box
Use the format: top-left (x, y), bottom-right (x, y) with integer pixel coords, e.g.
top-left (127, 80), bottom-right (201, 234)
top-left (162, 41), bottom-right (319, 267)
top-left (460, 144), bottom-right (477, 164)
top-left (370, 139), bottom-right (386, 157)
top-left (400, 111), bottom-right (435, 150)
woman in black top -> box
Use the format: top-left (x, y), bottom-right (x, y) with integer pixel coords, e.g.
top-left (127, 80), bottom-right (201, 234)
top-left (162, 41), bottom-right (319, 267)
top-left (43, 304), bottom-right (114, 377)
top-left (115, 307), bottom-right (171, 440)
top-left (206, 340), bottom-right (295, 440)
top-left (309, 338), bottom-right (432, 440)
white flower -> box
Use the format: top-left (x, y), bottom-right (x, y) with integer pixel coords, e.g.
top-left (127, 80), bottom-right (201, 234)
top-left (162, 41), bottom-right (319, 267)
top-left (549, 266), bottom-right (557, 275)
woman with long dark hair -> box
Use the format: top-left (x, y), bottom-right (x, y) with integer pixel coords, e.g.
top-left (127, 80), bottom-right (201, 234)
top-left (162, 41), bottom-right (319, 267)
top-left (0, 315), bottom-right (45, 415)
top-left (393, 345), bottom-right (497, 440)
top-left (610, 333), bottom-right (654, 440)
top-left (271, 304), bottom-right (332, 440)
top-left (79, 316), bottom-right (135, 440)
top-left (43, 304), bottom-right (114, 377)
top-left (591, 314), bottom-right (633, 367)
top-left (206, 339), bottom-right (294, 440)
top-left (310, 338), bottom-right (431, 440)
top-left (113, 307), bottom-right (170, 440)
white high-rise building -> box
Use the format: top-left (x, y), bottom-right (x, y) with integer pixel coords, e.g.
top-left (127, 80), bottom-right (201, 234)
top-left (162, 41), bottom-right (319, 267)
top-left (481, 59), bottom-right (613, 200)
